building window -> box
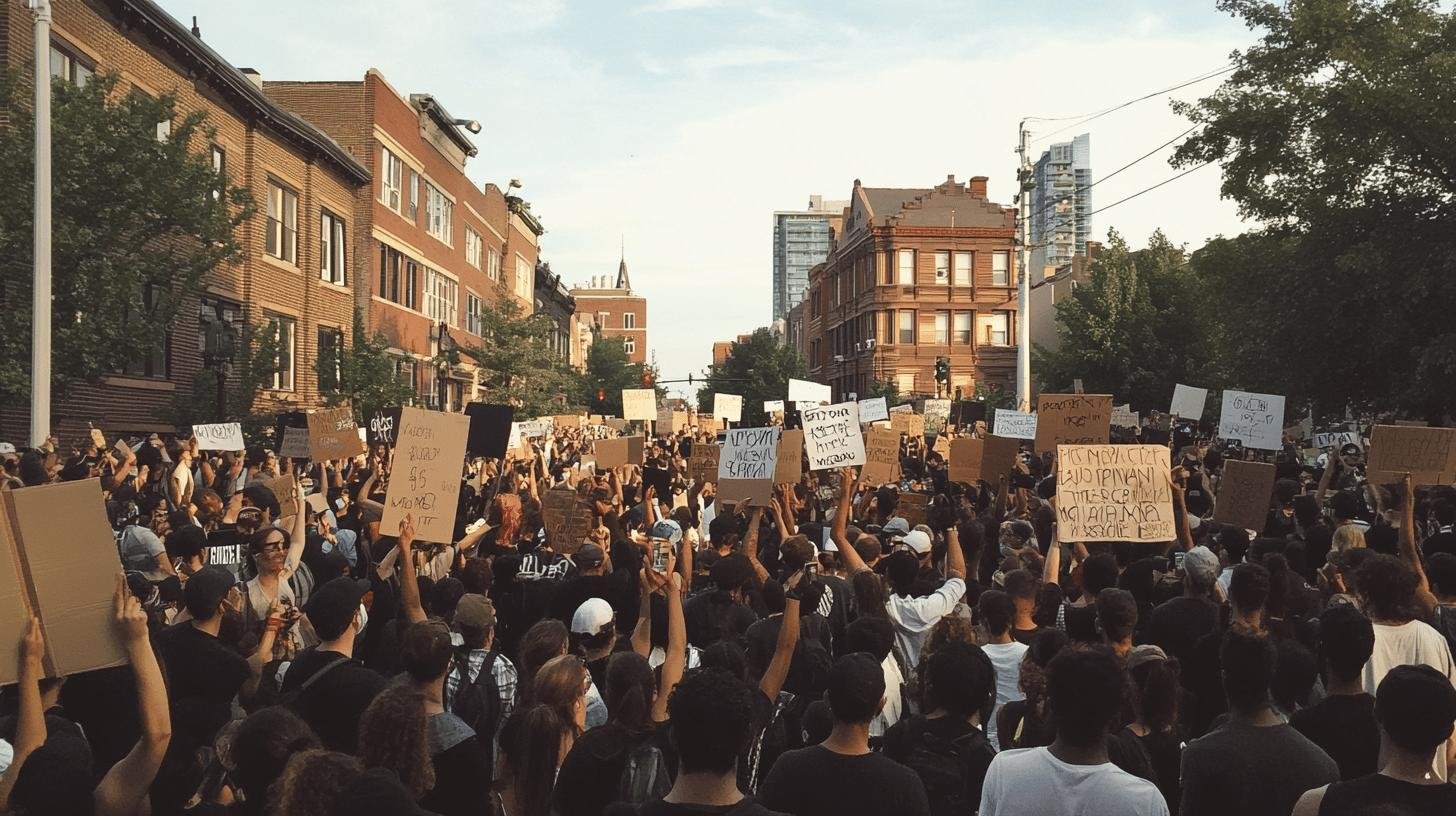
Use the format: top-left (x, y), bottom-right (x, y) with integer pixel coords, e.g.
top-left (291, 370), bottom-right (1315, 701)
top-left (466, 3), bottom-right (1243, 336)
top-left (954, 252), bottom-right (972, 286)
top-left (466, 293), bottom-right (485, 336)
top-left (267, 314), bottom-right (296, 391)
top-left (515, 256), bottom-right (531, 301)
top-left (121, 284), bottom-right (167, 379)
top-left (378, 243), bottom-right (418, 309)
top-left (395, 358), bottom-right (418, 397)
top-left (320, 210), bottom-right (347, 285)
top-left (265, 180), bottom-right (297, 264)
top-left (425, 183), bottom-right (453, 244)
top-left (954, 312), bottom-right (972, 345)
top-left (210, 146), bottom-right (226, 201)
top-left (979, 312), bottom-right (1010, 346)
top-left (380, 147), bottom-right (403, 213)
top-left (992, 251), bottom-right (1010, 286)
top-left (934, 252), bottom-right (950, 283)
top-left (49, 40), bottom-right (94, 85)
top-left (465, 227), bottom-right (482, 269)
top-left (597, 311), bottom-right (609, 329)
top-left (623, 312), bottom-right (636, 329)
top-left (197, 295), bottom-right (242, 357)
top-left (934, 311), bottom-right (950, 345)
top-left (487, 248), bottom-right (501, 280)
top-left (897, 249), bottom-right (915, 285)
top-left (424, 268), bottom-right (459, 327)
top-left (408, 170), bottom-right (419, 221)
top-left (156, 117), bottom-right (171, 142)
top-left (317, 326), bottom-right (342, 393)
top-left (898, 310), bottom-right (915, 345)
top-left (624, 337), bottom-right (636, 355)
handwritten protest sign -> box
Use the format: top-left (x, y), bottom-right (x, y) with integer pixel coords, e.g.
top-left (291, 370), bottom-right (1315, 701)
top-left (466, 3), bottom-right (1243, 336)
top-left (193, 423), bottom-right (245, 451)
top-left (890, 403), bottom-right (914, 413)
top-left (689, 443), bottom-right (721, 482)
top-left (278, 426), bottom-right (311, 459)
top-left (366, 407), bottom-right (403, 448)
top-left (890, 411), bottom-right (925, 438)
top-left (1311, 431), bottom-right (1360, 450)
top-left (861, 427), bottom-right (902, 486)
top-left (718, 427), bottom-right (780, 504)
top-left (789, 378), bottom-right (832, 405)
top-left (1170, 384), bottom-right (1208, 419)
top-left (802, 402), bottom-right (865, 470)
top-left (763, 400), bottom-right (785, 414)
top-left (923, 399), bottom-right (951, 434)
top-left (1218, 390), bottom-right (1285, 450)
top-left (713, 393), bottom-right (743, 422)
top-left (994, 409), bottom-right (1037, 440)
top-left (697, 414), bottom-right (719, 433)
top-left (656, 407), bottom-right (689, 433)
top-left (1056, 444), bottom-right (1174, 542)
top-left (307, 407), bottom-right (366, 460)
top-left (775, 430), bottom-right (803, 483)
top-left (948, 437), bottom-right (982, 484)
top-left (381, 407), bottom-right (470, 543)
top-left (622, 389), bottom-right (655, 422)
top-left (541, 488), bottom-right (596, 555)
top-left (858, 397), bottom-right (889, 424)
top-left (1366, 425), bottom-right (1456, 485)
top-left (1214, 459), bottom-right (1276, 532)
top-left (1111, 405), bottom-right (1139, 430)
top-left (1035, 394), bottom-right (1112, 451)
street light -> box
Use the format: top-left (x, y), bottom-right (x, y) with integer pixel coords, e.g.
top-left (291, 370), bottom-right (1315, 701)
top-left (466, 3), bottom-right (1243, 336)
top-left (450, 118), bottom-right (482, 134)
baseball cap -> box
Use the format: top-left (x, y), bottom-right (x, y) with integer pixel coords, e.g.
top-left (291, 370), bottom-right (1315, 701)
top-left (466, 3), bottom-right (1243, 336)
top-left (305, 577), bottom-right (370, 641)
top-left (649, 519), bottom-right (682, 545)
top-left (882, 517), bottom-right (911, 538)
top-left (574, 543), bottom-right (605, 569)
top-left (183, 565), bottom-right (236, 617)
top-left (1182, 545), bottom-right (1219, 582)
top-left (0, 442), bottom-right (16, 456)
top-left (1125, 644), bottom-right (1168, 672)
top-left (571, 597), bottom-right (614, 636)
top-left (902, 530), bottom-right (932, 555)
top-left (452, 593), bottom-right (495, 643)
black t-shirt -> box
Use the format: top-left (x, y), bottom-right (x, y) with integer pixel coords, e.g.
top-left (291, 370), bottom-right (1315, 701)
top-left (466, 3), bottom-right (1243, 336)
top-left (1141, 595), bottom-right (1220, 668)
top-left (1032, 583), bottom-right (1098, 643)
top-left (881, 714), bottom-right (994, 813)
top-left (1422, 531), bottom-right (1456, 560)
top-left (1178, 721), bottom-right (1338, 816)
top-left (154, 622), bottom-right (250, 735)
top-left (279, 646), bottom-right (386, 751)
top-left (759, 745), bottom-right (931, 816)
top-left (1289, 693), bottom-right (1379, 781)
top-left (1317, 773), bottom-right (1456, 816)
top-left (423, 712), bottom-right (492, 816)
top-left (553, 723), bottom-right (668, 816)
top-left (607, 798), bottom-right (788, 816)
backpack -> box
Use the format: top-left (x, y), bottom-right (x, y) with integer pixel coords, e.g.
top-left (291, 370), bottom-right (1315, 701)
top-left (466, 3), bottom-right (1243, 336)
top-left (897, 716), bottom-right (996, 816)
top-left (616, 737), bottom-right (671, 805)
top-left (447, 648), bottom-right (502, 776)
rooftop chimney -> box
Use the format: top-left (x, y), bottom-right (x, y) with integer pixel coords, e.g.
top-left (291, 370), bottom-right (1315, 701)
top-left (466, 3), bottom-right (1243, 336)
top-left (239, 68), bottom-right (262, 91)
top-left (191, 16), bottom-right (201, 38)
top-left (968, 175), bottom-right (988, 199)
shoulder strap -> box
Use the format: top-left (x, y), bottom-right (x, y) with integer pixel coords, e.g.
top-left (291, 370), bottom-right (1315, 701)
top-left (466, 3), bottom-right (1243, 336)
top-left (295, 654), bottom-right (351, 695)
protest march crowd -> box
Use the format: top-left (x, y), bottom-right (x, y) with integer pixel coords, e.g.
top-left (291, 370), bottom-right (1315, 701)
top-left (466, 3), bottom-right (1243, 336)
top-left (0, 386), bottom-right (1454, 816)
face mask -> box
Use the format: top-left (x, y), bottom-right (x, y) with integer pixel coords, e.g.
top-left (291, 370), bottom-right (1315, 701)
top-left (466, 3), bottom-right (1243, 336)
top-left (355, 604), bottom-right (369, 636)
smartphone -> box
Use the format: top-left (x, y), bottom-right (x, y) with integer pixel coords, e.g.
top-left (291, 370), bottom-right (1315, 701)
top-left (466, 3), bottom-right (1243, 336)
top-left (1173, 550), bottom-right (1186, 570)
top-left (653, 538), bottom-right (671, 572)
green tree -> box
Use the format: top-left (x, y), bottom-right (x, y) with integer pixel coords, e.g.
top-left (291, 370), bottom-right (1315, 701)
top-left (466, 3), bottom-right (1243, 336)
top-left (581, 335), bottom-right (650, 417)
top-left (1172, 0), bottom-right (1456, 418)
top-left (318, 309), bottom-right (417, 419)
top-left (1033, 231), bottom-right (1216, 412)
top-left (861, 378), bottom-right (901, 405)
top-left (465, 281), bottom-right (581, 417)
top-left (167, 319), bottom-right (282, 443)
top-left (695, 328), bottom-right (807, 426)
top-left (0, 72), bottom-right (252, 400)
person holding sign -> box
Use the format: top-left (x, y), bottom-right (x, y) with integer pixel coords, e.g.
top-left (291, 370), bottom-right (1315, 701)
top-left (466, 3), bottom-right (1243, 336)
top-left (238, 479), bottom-right (314, 661)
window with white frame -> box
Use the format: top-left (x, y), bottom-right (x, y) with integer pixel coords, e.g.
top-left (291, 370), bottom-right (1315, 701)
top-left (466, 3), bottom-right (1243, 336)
top-left (487, 248), bottom-right (501, 280)
top-left (954, 252), bottom-right (972, 286)
top-left (978, 312), bottom-right (1010, 346)
top-left (954, 312), bottom-right (972, 345)
top-left (934, 252), bottom-right (950, 283)
top-left (623, 312), bottom-right (636, 329)
top-left (424, 268), bottom-right (459, 327)
top-left (992, 251), bottom-right (1010, 286)
top-left (265, 180), bottom-right (297, 264)
top-left (267, 314), bottom-right (296, 391)
top-left (934, 311), bottom-right (950, 345)
top-left (465, 227), bottom-right (482, 269)
top-left (317, 326), bottom-right (342, 393)
top-left (321, 210), bottom-right (346, 285)
top-left (425, 182), bottom-right (453, 244)
top-left (624, 337), bottom-right (636, 355)
top-left (407, 169), bottom-right (419, 221)
top-left (897, 249), bottom-right (915, 284)
top-left (49, 40), bottom-right (93, 85)
top-left (515, 256), bottom-right (531, 300)
top-left (466, 293), bottom-right (485, 336)
top-left (380, 147), bottom-right (403, 212)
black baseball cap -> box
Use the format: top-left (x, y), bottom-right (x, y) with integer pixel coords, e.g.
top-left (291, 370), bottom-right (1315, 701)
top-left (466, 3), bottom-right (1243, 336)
top-left (183, 566), bottom-right (237, 618)
top-left (305, 577), bottom-right (370, 641)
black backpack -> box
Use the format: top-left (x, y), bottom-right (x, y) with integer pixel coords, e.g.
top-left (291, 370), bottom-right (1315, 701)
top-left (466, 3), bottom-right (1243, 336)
top-left (446, 648), bottom-right (502, 775)
top-left (897, 716), bottom-right (996, 816)
top-left (616, 736), bottom-right (671, 805)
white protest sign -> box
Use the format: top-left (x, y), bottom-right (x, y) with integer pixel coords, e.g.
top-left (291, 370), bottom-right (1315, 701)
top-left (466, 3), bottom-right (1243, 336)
top-left (763, 400), bottom-right (785, 414)
top-left (1219, 389), bottom-right (1286, 450)
top-left (1311, 431), bottom-right (1360, 450)
top-left (858, 397), bottom-right (889, 424)
top-left (1111, 404), bottom-right (1140, 429)
top-left (193, 423), bottom-right (245, 451)
top-left (994, 408), bottom-right (1037, 440)
top-left (718, 427), bottom-right (781, 481)
top-left (1170, 384), bottom-right (1208, 419)
top-left (801, 401), bottom-right (866, 470)
top-left (788, 378), bottom-right (832, 405)
top-left (889, 403), bottom-right (914, 414)
top-left (622, 389), bottom-right (656, 422)
top-left (713, 393), bottom-right (743, 422)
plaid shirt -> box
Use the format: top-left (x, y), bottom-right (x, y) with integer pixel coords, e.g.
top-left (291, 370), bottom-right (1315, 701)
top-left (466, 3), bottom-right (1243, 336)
top-left (443, 649), bottom-right (517, 747)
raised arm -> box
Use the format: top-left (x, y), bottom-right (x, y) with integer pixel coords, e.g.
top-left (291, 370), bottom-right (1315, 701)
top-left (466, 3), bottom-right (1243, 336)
top-left (1174, 479), bottom-right (1195, 553)
top-left (1400, 474), bottom-right (1437, 616)
top-left (396, 515), bottom-right (427, 624)
top-left (651, 567), bottom-right (686, 723)
top-left (944, 521), bottom-right (966, 581)
top-left (0, 619), bottom-right (47, 811)
top-left (95, 574), bottom-right (172, 816)
top-left (283, 481), bottom-right (308, 575)
top-left (833, 468), bottom-right (870, 575)
top-left (630, 569), bottom-right (657, 658)
top-left (759, 570), bottom-right (803, 701)
top-left (1042, 532), bottom-right (1062, 588)
top-left (742, 504), bottom-right (770, 585)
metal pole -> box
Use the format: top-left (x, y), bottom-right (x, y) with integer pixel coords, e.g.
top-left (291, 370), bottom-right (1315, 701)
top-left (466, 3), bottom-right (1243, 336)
top-left (1015, 122), bottom-right (1032, 411)
top-left (30, 0), bottom-right (52, 446)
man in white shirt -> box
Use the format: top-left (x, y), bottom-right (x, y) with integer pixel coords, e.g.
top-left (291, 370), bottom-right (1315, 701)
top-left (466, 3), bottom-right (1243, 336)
top-left (980, 647), bottom-right (1169, 816)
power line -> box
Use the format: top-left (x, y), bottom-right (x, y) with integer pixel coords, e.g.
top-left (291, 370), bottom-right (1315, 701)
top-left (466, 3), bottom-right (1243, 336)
top-left (1026, 124), bottom-right (1200, 227)
top-left (1028, 65), bottom-right (1233, 145)
top-left (1086, 161), bottom-right (1213, 218)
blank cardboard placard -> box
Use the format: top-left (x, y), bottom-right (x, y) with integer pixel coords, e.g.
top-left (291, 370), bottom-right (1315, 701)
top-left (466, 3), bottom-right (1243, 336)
top-left (307, 407), bottom-right (366, 460)
top-left (890, 411), bottom-right (925, 438)
top-left (689, 443), bottom-right (722, 482)
top-left (1170, 384), bottom-right (1208, 419)
top-left (858, 397), bottom-right (889, 424)
top-left (697, 414), bottom-right (719, 433)
top-left (541, 488), bottom-right (596, 555)
top-left (304, 492), bottom-right (330, 516)
top-left (788, 378), bottom-right (832, 405)
top-left (1213, 459), bottom-right (1276, 532)
top-left (994, 409), bottom-right (1037, 440)
top-left (775, 430), bottom-right (804, 484)
top-left (982, 435), bottom-right (1022, 483)
top-left (1056, 444), bottom-right (1174, 542)
top-left (713, 393), bottom-right (743, 422)
top-left (263, 475), bottom-right (297, 509)
top-left (861, 427), bottom-right (902, 486)
top-left (623, 389), bottom-right (656, 421)
top-left (193, 422), bottom-right (245, 451)
top-left (627, 436), bottom-right (645, 465)
top-left (381, 407), bottom-right (470, 544)
top-left (1366, 425), bottom-right (1456, 485)
top-left (1035, 394), bottom-right (1112, 450)
top-left (763, 399), bottom-right (785, 414)
top-left (596, 438), bottom-right (630, 469)
top-left (898, 493), bottom-right (929, 527)
top-left (948, 437), bottom-right (982, 484)
top-left (1218, 390), bottom-right (1286, 451)
top-left (0, 479), bottom-right (127, 683)
top-left (278, 426), bottom-right (311, 459)
top-left (553, 414), bottom-right (584, 429)
top-left (464, 403), bottom-right (516, 458)
top-left (802, 402), bottom-right (866, 470)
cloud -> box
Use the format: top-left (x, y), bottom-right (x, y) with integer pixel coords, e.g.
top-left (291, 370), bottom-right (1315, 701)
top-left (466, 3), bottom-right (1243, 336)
top-left (634, 0), bottom-right (729, 13)
top-left (683, 45), bottom-right (809, 74)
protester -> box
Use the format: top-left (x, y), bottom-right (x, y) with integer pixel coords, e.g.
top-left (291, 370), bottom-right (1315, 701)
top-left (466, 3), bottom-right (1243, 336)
top-left (1290, 604), bottom-right (1380, 780)
top-left (977, 589), bottom-right (1027, 750)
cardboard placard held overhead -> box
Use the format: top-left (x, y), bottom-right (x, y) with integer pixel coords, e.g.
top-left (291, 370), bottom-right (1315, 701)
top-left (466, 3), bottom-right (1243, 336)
top-left (858, 397), bottom-right (889, 424)
top-left (1214, 459), bottom-right (1276, 533)
top-left (0, 479), bottom-right (128, 683)
top-left (464, 403), bottom-right (516, 459)
top-left (948, 437), bottom-right (983, 484)
top-left (1056, 444), bottom-right (1174, 542)
top-left (595, 438), bottom-right (629, 469)
top-left (713, 393), bottom-right (743, 422)
top-left (890, 411), bottom-right (925, 438)
top-left (278, 426), bottom-right (311, 459)
top-left (553, 414), bottom-right (584, 429)
top-left (861, 427), bottom-right (902, 486)
top-left (994, 408), bottom-right (1037, 440)
top-left (541, 487), bottom-right (596, 555)
top-left (717, 427), bottom-right (780, 505)
top-left (193, 422), bottom-right (245, 451)
top-left (788, 378), bottom-right (832, 405)
top-left (1366, 425), bottom-right (1456, 485)
top-left (627, 435), bottom-right (645, 464)
top-left (897, 493), bottom-right (929, 527)
top-left (775, 430), bottom-right (803, 484)
top-left (1170, 384), bottom-right (1208, 420)
top-left (1218, 390), bottom-right (1286, 451)
top-left (307, 408), bottom-right (366, 460)
top-left (622, 389), bottom-right (656, 422)
top-left (263, 475), bottom-right (297, 509)
top-left (981, 435), bottom-right (1022, 483)
top-left (89, 427), bottom-right (106, 450)
top-left (697, 414), bottom-right (719, 434)
top-left (1035, 394), bottom-right (1112, 451)
top-left (801, 402), bottom-right (866, 470)
top-left (380, 407), bottom-right (470, 544)
top-left (1110, 405), bottom-right (1139, 430)
top-left (689, 443), bottom-right (722, 482)
top-left (1310, 431), bottom-right (1360, 450)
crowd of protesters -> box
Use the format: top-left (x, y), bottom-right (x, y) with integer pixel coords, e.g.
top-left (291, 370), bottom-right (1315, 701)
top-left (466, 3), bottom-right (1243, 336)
top-left (0, 415), bottom-right (1453, 815)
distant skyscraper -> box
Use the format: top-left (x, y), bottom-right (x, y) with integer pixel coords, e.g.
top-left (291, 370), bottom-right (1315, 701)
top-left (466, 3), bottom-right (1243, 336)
top-left (1031, 133), bottom-right (1092, 270)
top-left (772, 195), bottom-right (846, 322)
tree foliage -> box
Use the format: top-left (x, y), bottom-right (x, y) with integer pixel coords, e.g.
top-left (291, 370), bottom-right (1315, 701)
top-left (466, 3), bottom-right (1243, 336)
top-left (465, 281), bottom-right (582, 417)
top-left (319, 309), bottom-right (417, 420)
top-left (695, 328), bottom-right (807, 426)
top-left (0, 72), bottom-right (252, 400)
top-left (580, 335), bottom-right (652, 417)
top-left (167, 319), bottom-right (282, 442)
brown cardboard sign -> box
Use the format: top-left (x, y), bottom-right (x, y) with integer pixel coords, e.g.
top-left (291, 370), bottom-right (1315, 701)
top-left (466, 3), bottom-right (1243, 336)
top-left (689, 443), bottom-right (722, 482)
top-left (307, 407), bottom-right (366, 461)
top-left (775, 430), bottom-right (803, 484)
top-left (982, 435), bottom-right (1022, 483)
top-left (278, 426), bottom-right (311, 459)
top-left (0, 479), bottom-right (128, 682)
top-left (541, 487), bottom-right (596, 555)
top-left (627, 436), bottom-right (645, 465)
top-left (263, 475), bottom-right (297, 510)
top-left (948, 437), bottom-right (982, 485)
top-left (1056, 444), bottom-right (1173, 542)
top-left (553, 414), bottom-right (584, 429)
top-left (596, 438), bottom-right (630, 469)
top-left (1035, 394), bottom-right (1112, 451)
top-left (381, 407), bottom-right (470, 544)
top-left (897, 493), bottom-right (929, 527)
top-left (861, 427), bottom-right (902, 486)
top-left (1213, 459), bottom-right (1276, 532)
top-left (890, 411), bottom-right (925, 438)
top-left (1366, 425), bottom-right (1456, 485)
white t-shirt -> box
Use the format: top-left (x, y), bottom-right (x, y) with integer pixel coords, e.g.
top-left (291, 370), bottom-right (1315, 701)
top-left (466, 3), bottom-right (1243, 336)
top-left (885, 576), bottom-right (967, 669)
top-left (982, 639), bottom-right (1029, 750)
top-left (980, 747), bottom-right (1169, 816)
top-left (870, 653), bottom-right (905, 738)
top-left (1363, 619), bottom-right (1456, 780)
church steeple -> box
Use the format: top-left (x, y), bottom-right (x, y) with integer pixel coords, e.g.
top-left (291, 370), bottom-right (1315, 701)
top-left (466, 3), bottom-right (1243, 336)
top-left (616, 238), bottom-right (631, 290)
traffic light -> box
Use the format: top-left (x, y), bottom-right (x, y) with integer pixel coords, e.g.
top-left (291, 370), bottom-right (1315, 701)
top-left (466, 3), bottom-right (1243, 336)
top-left (934, 356), bottom-right (950, 384)
top-left (595, 388), bottom-right (605, 403)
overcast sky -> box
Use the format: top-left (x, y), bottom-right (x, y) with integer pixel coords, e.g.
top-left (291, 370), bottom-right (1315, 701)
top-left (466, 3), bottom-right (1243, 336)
top-left (159, 0), bottom-right (1258, 399)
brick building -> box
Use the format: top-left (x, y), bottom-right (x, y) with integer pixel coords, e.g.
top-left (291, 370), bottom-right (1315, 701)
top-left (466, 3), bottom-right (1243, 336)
top-left (265, 72), bottom-right (543, 411)
top-left (571, 258), bottom-right (648, 364)
top-left (0, 0), bottom-right (370, 441)
top-left (803, 175), bottom-right (1018, 401)
top-left (711, 335), bottom-right (752, 368)
top-left (533, 261), bottom-right (578, 366)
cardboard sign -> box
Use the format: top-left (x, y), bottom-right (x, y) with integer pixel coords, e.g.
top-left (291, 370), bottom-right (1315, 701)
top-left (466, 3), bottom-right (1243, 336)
top-left (982, 435), bottom-right (1022, 483)
top-left (1110, 405), bottom-right (1139, 430)
top-left (541, 488), bottom-right (596, 555)
top-left (553, 414), bottom-right (584, 429)
top-left (307, 408), bottom-right (365, 460)
top-left (278, 426), bottom-right (311, 459)
top-left (595, 438), bottom-right (629, 469)
top-left (193, 422), bottom-right (245, 451)
top-left (950, 400), bottom-right (987, 428)
top-left (697, 414), bottom-right (719, 434)
top-left (1218, 390), bottom-right (1286, 450)
top-left (718, 427), bottom-right (780, 504)
top-left (890, 411), bottom-right (925, 438)
top-left (304, 492), bottom-right (331, 516)
top-left (1170, 384), bottom-right (1208, 419)
top-left (788, 378), bottom-right (832, 405)
top-left (380, 407), bottom-right (470, 544)
top-left (713, 393), bottom-right (743, 422)
top-left (262, 475), bottom-right (297, 510)
top-left (627, 435), bottom-right (646, 465)
top-left (801, 402), bottom-right (866, 470)
top-left (1035, 394), bottom-right (1112, 451)
top-left (948, 437), bottom-right (982, 484)
top-left (605, 418), bottom-right (631, 432)
top-left (994, 409), bottom-right (1037, 440)
top-left (775, 430), bottom-right (803, 484)
top-left (897, 493), bottom-right (929, 527)
top-left (1366, 425), bottom-right (1456, 485)
top-left (933, 435), bottom-right (950, 458)
top-left (0, 479), bottom-right (128, 683)
top-left (889, 403), bottom-right (914, 413)
top-left (689, 443), bottom-right (722, 482)
top-left (623, 389), bottom-right (656, 422)
top-left (464, 403), bottom-right (515, 459)
top-left (517, 420), bottom-right (546, 439)
top-left (764, 400), bottom-right (785, 414)
top-left (924, 399), bottom-right (951, 425)
top-left (1310, 431), bottom-right (1359, 450)
top-left (861, 427), bottom-right (902, 486)
top-left (858, 397), bottom-right (889, 424)
top-left (1056, 444), bottom-right (1174, 542)
top-left (1214, 459), bottom-right (1276, 533)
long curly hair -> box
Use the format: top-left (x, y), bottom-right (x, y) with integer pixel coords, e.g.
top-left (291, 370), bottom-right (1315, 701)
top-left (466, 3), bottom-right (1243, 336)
top-left (272, 750), bottom-right (363, 816)
top-left (357, 684), bottom-right (435, 798)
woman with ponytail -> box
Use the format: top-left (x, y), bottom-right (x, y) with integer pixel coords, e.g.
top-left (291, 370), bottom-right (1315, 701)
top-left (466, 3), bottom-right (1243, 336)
top-left (494, 705), bottom-right (571, 816)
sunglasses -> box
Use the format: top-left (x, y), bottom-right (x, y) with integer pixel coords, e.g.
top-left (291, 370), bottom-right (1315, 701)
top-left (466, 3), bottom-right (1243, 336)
top-left (257, 538), bottom-right (287, 554)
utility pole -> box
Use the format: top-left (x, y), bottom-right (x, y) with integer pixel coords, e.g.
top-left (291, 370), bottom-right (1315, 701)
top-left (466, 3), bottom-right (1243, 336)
top-left (30, 0), bottom-right (52, 446)
top-left (1015, 121), bottom-right (1032, 411)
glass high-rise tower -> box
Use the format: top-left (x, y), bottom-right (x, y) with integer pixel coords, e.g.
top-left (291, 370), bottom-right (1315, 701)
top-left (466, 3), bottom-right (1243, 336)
top-left (1031, 133), bottom-right (1092, 270)
top-left (772, 196), bottom-right (846, 322)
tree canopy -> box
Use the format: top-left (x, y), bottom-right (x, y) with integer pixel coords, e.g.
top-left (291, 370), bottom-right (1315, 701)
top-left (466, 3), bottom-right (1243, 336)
top-left (465, 281), bottom-right (583, 418)
top-left (695, 328), bottom-right (806, 426)
top-left (580, 335), bottom-right (653, 417)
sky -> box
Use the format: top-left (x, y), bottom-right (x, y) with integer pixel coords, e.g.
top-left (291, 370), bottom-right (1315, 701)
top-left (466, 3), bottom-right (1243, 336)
top-left (158, 0), bottom-right (1259, 400)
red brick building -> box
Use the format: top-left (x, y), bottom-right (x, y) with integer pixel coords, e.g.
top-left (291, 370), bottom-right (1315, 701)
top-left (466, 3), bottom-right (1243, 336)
top-left (0, 0), bottom-right (370, 442)
top-left (571, 259), bottom-right (648, 365)
top-left (803, 175), bottom-right (1019, 401)
top-left (265, 71), bottom-right (543, 411)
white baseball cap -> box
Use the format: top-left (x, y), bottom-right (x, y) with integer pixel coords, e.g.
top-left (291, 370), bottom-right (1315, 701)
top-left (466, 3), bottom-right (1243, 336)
top-left (903, 529), bottom-right (932, 555)
top-left (571, 597), bottom-right (614, 636)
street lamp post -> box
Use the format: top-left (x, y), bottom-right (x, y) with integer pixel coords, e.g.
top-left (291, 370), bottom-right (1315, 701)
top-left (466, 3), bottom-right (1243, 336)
top-left (30, 0), bottom-right (52, 446)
